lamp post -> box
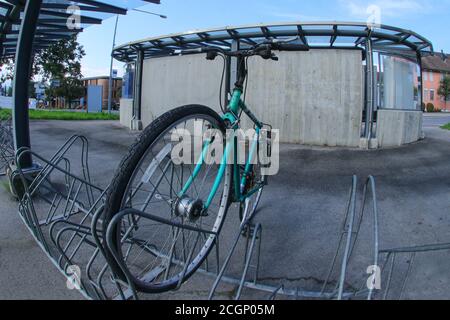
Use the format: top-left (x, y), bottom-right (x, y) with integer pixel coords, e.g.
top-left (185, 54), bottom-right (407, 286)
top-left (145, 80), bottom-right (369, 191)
top-left (107, 9), bottom-right (167, 114)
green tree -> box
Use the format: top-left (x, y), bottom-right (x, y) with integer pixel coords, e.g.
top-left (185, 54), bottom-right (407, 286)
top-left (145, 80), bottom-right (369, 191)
top-left (438, 76), bottom-right (450, 110)
top-left (0, 57), bottom-right (41, 83)
top-left (0, 36), bottom-right (85, 108)
top-left (36, 36), bottom-right (86, 108)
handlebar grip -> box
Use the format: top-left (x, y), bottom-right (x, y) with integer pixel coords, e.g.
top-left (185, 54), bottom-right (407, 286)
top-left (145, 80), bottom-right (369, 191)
top-left (273, 43), bottom-right (310, 51)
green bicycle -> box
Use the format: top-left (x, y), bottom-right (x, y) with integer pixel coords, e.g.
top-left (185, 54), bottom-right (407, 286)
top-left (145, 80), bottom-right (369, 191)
top-left (103, 39), bottom-right (309, 293)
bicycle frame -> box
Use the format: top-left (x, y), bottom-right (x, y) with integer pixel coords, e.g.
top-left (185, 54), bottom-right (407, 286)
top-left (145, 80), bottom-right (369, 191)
top-left (178, 87), bottom-right (265, 211)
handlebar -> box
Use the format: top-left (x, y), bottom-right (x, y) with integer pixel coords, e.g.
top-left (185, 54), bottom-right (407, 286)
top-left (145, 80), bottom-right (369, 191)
top-left (271, 43), bottom-right (310, 52)
top-left (172, 40), bottom-right (310, 59)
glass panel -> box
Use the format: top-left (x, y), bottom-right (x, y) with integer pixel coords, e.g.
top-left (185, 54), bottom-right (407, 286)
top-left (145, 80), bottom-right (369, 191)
top-left (302, 25), bottom-right (333, 31)
top-left (334, 36), bottom-right (360, 45)
top-left (266, 25), bottom-right (298, 33)
top-left (305, 36), bottom-right (332, 46)
top-left (380, 55), bottom-right (420, 110)
top-left (338, 25), bottom-right (368, 32)
top-left (122, 63), bottom-right (135, 99)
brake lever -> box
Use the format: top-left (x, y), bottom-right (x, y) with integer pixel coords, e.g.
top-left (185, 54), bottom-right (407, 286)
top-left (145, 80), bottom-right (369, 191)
top-left (258, 48), bottom-right (272, 60)
top-left (206, 50), bottom-right (218, 60)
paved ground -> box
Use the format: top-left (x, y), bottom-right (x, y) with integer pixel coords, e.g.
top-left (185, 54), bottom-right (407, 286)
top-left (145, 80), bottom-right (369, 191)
top-left (1, 115), bottom-right (450, 300)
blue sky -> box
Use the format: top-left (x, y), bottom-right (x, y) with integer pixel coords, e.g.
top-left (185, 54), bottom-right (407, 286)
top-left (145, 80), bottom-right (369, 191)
top-left (78, 0), bottom-right (450, 77)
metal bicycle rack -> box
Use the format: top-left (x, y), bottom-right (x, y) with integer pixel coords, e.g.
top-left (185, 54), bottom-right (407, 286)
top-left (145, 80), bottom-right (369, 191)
top-left (12, 135), bottom-right (133, 300)
top-left (376, 243), bottom-right (450, 300)
top-left (208, 175), bottom-right (380, 300)
top-left (4, 133), bottom-right (450, 300)
top-left (5, 134), bottom-right (383, 300)
top-left (0, 116), bottom-right (14, 176)
top-left (105, 175), bottom-right (381, 300)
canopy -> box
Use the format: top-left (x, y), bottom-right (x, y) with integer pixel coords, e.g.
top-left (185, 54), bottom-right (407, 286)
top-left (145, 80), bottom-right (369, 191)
top-left (0, 0), bottom-right (160, 58)
top-left (113, 22), bottom-right (434, 63)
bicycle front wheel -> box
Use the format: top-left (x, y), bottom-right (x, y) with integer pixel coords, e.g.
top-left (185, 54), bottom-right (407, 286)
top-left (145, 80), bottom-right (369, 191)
top-left (103, 105), bottom-right (232, 294)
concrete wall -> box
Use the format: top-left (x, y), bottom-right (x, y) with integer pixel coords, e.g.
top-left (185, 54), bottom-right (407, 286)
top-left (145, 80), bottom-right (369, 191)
top-left (120, 98), bottom-right (133, 128)
top-left (140, 54), bottom-right (224, 127)
top-left (137, 49), bottom-right (364, 146)
top-left (244, 50), bottom-right (363, 146)
top-left (377, 110), bottom-right (423, 147)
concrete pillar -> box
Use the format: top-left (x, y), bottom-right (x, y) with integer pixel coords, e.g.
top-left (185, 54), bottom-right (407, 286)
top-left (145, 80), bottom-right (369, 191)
top-left (228, 40), bottom-right (240, 100)
top-left (364, 38), bottom-right (375, 141)
top-left (132, 49), bottom-right (144, 130)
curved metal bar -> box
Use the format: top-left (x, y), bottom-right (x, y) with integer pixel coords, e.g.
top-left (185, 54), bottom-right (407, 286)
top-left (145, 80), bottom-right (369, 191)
top-left (113, 22), bottom-right (433, 63)
top-left (364, 176), bottom-right (379, 300)
top-left (235, 223), bottom-right (262, 300)
top-left (11, 135), bottom-right (120, 300)
top-left (321, 176), bottom-right (357, 297)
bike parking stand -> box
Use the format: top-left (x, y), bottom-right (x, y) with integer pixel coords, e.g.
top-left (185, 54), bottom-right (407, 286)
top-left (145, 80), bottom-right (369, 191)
top-left (4, 133), bottom-right (448, 300)
top-left (11, 135), bottom-right (134, 300)
top-left (0, 116), bottom-right (14, 177)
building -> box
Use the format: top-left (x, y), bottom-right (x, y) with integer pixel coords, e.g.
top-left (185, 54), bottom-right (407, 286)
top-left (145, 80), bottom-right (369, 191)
top-left (422, 54), bottom-right (450, 111)
top-left (114, 22), bottom-right (433, 149)
top-left (81, 76), bottom-right (123, 110)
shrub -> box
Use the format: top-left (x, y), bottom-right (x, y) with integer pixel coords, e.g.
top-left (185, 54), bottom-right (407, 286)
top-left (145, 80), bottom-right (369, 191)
top-left (426, 103), bottom-right (435, 113)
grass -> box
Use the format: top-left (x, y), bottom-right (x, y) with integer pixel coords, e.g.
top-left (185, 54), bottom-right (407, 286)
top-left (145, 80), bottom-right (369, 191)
top-left (0, 108), bottom-right (119, 121)
top-left (441, 123), bottom-right (450, 130)
top-left (0, 180), bottom-right (10, 193)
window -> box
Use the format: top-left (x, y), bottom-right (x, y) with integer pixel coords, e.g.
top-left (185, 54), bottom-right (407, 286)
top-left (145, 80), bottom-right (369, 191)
top-left (430, 89), bottom-right (435, 101)
top-left (424, 89), bottom-right (429, 101)
top-left (430, 72), bottom-right (434, 82)
top-left (381, 56), bottom-right (419, 110)
top-left (424, 72), bottom-right (428, 81)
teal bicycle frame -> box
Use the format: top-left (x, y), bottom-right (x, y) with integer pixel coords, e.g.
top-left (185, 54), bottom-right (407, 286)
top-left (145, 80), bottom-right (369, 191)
top-left (178, 87), bottom-right (265, 211)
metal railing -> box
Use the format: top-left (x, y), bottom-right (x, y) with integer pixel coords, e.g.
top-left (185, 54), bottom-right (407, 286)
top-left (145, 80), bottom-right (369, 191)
top-left (12, 135), bottom-right (132, 300)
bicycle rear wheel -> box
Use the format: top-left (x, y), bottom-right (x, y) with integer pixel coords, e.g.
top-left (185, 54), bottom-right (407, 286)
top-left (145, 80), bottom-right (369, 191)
top-left (103, 105), bottom-right (232, 294)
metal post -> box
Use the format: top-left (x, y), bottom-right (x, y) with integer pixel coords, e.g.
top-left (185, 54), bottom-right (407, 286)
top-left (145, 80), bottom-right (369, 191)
top-left (108, 15), bottom-right (119, 114)
top-left (13, 0), bottom-right (43, 168)
top-left (224, 56), bottom-right (231, 107)
top-left (229, 40), bottom-right (240, 92)
top-left (364, 38), bottom-right (375, 140)
top-left (132, 49), bottom-right (144, 130)
top-left (417, 52), bottom-right (424, 111)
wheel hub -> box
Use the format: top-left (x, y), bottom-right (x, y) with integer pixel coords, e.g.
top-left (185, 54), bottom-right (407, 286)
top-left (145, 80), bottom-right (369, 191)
top-left (173, 196), bottom-right (206, 221)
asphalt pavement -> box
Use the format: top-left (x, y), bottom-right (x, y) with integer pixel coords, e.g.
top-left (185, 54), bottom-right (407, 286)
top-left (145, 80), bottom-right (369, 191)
top-left (1, 116), bottom-right (450, 300)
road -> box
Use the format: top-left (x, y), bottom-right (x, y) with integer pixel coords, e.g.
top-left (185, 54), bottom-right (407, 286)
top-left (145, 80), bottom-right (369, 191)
top-left (423, 113), bottom-right (450, 128)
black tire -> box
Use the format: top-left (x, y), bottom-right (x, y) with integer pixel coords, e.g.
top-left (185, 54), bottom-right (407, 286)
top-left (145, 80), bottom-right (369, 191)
top-left (102, 105), bottom-right (232, 294)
